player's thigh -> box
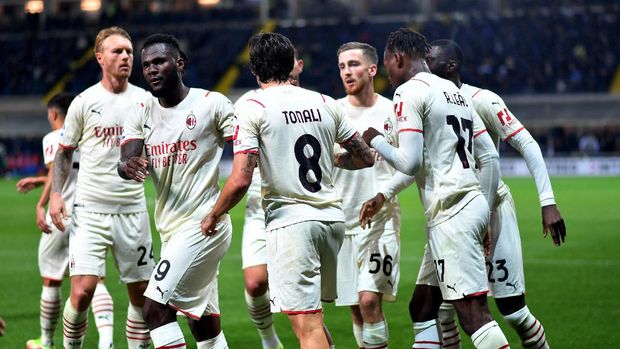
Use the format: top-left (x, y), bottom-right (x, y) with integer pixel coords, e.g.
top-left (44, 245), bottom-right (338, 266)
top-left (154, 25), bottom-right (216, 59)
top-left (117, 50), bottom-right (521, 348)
top-left (357, 228), bottom-right (400, 302)
top-left (38, 215), bottom-right (70, 280)
top-left (145, 220), bottom-right (232, 319)
top-left (69, 208), bottom-right (110, 277)
top-left (488, 192), bottom-right (525, 297)
top-left (335, 234), bottom-right (359, 306)
top-left (241, 213), bottom-right (267, 270)
top-left (111, 211), bottom-right (155, 284)
top-left (427, 195), bottom-right (489, 301)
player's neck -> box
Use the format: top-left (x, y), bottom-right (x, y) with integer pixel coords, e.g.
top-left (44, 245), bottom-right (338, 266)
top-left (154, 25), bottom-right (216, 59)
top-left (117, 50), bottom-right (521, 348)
top-left (347, 87), bottom-right (377, 108)
top-left (260, 80), bottom-right (291, 89)
top-left (101, 74), bottom-right (129, 94)
top-left (159, 84), bottom-right (190, 108)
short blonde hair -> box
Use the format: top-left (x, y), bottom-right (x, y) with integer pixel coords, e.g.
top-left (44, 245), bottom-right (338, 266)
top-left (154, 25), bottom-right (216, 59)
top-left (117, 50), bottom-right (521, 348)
top-left (94, 26), bottom-right (132, 54)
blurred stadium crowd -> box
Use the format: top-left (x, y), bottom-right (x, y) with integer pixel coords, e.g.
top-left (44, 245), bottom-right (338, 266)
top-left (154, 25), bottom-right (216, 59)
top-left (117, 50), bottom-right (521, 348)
top-left (1, 0), bottom-right (619, 176)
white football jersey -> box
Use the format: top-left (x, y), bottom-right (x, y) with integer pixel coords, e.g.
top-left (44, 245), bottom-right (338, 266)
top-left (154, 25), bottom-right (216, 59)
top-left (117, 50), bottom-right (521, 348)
top-left (124, 88), bottom-right (235, 241)
top-left (333, 95), bottom-right (401, 234)
top-left (43, 129), bottom-right (79, 214)
top-left (234, 85), bottom-right (356, 231)
top-left (235, 89), bottom-right (263, 216)
top-left (61, 82), bottom-right (147, 213)
top-left (395, 72), bottom-right (482, 226)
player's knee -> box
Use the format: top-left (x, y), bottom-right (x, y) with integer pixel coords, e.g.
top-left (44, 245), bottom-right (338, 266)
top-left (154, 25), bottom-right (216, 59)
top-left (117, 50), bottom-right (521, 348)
top-left (244, 278), bottom-right (268, 296)
top-left (142, 298), bottom-right (175, 328)
top-left (70, 284), bottom-right (96, 311)
top-left (359, 293), bottom-right (381, 314)
top-left (495, 295), bottom-right (526, 316)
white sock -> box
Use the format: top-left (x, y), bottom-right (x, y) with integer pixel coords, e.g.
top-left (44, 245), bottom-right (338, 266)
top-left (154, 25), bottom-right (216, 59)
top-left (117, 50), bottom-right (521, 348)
top-left (438, 302), bottom-right (461, 348)
top-left (126, 304), bottom-right (151, 349)
top-left (412, 320), bottom-right (441, 349)
top-left (353, 323), bottom-right (364, 348)
top-left (504, 306), bottom-right (548, 349)
top-left (40, 286), bottom-right (62, 346)
top-left (63, 299), bottom-right (88, 349)
top-left (245, 290), bottom-right (281, 349)
top-left (471, 321), bottom-right (509, 349)
top-left (363, 321), bottom-right (388, 349)
top-left (92, 283), bottom-right (114, 349)
top-left (197, 331), bottom-right (228, 349)
top-left (150, 322), bottom-right (185, 349)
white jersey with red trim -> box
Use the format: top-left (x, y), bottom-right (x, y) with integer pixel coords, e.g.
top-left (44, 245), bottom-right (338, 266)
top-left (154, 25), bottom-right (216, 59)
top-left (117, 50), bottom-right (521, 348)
top-left (333, 94), bottom-right (401, 234)
top-left (235, 89), bottom-right (263, 215)
top-left (395, 72), bottom-right (482, 226)
top-left (123, 88), bottom-right (235, 241)
top-left (461, 83), bottom-right (525, 200)
top-left (61, 82), bottom-right (147, 213)
top-left (43, 129), bottom-right (80, 214)
top-left (234, 85), bottom-right (356, 231)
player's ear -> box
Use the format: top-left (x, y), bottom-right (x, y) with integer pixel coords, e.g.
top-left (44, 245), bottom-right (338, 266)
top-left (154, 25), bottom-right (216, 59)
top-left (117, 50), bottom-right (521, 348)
top-left (368, 63), bottom-right (378, 78)
top-left (95, 51), bottom-right (104, 66)
top-left (177, 57), bottom-right (185, 72)
top-left (297, 59), bottom-right (304, 74)
top-left (447, 60), bottom-right (457, 74)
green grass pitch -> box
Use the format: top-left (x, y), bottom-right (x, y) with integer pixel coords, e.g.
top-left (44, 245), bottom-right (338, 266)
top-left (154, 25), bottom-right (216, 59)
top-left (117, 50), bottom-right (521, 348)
top-left (0, 176), bottom-right (618, 348)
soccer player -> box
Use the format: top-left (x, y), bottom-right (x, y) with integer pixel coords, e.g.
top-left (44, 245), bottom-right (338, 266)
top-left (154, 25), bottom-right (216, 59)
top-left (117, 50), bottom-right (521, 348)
top-left (237, 49), bottom-right (303, 349)
top-left (361, 28), bottom-right (509, 349)
top-left (426, 39), bottom-right (567, 349)
top-left (333, 41), bottom-right (414, 349)
top-left (201, 32), bottom-right (375, 349)
top-left (17, 93), bottom-right (115, 349)
top-left (49, 27), bottom-right (153, 349)
top-left (118, 34), bottom-right (234, 349)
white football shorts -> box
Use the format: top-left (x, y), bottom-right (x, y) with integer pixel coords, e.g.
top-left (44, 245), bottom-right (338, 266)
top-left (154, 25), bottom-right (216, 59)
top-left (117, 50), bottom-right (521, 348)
top-left (267, 220), bottom-right (345, 314)
top-left (144, 217), bottom-right (232, 319)
top-left (336, 227), bottom-right (400, 306)
top-left (241, 207), bottom-right (267, 269)
top-left (69, 207), bottom-right (154, 283)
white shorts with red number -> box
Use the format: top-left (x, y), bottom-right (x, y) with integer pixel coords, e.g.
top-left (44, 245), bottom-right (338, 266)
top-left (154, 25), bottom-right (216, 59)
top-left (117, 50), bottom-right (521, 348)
top-left (416, 194), bottom-right (490, 301)
top-left (69, 207), bottom-right (154, 283)
top-left (487, 191), bottom-right (526, 298)
top-left (335, 228), bottom-right (400, 306)
top-left (144, 217), bottom-right (232, 319)
top-left (267, 220), bottom-right (345, 314)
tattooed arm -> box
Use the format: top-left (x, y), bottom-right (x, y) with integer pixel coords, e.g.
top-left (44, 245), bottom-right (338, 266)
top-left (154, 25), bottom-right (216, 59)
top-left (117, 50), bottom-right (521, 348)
top-left (49, 146), bottom-right (75, 231)
top-left (201, 151), bottom-right (258, 236)
top-left (334, 132), bottom-right (375, 170)
top-left (118, 139), bottom-right (148, 182)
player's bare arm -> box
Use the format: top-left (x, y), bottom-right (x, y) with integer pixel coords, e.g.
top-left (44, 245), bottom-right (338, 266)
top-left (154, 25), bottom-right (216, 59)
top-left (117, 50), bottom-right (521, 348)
top-left (201, 151), bottom-right (258, 236)
top-left (35, 163), bottom-right (54, 234)
top-left (118, 139), bottom-right (149, 182)
top-left (49, 147), bottom-right (74, 231)
top-left (16, 176), bottom-right (47, 193)
top-left (335, 132), bottom-right (375, 170)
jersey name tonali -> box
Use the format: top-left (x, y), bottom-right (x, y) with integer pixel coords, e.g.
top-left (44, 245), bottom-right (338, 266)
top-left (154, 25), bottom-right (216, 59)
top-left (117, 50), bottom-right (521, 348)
top-left (124, 88), bottom-right (235, 241)
top-left (333, 95), bottom-right (401, 234)
top-left (61, 82), bottom-right (147, 213)
top-left (234, 85), bottom-right (356, 230)
top-left (395, 72), bottom-right (482, 225)
top-left (43, 129), bottom-right (80, 214)
top-left (461, 83), bottom-right (526, 200)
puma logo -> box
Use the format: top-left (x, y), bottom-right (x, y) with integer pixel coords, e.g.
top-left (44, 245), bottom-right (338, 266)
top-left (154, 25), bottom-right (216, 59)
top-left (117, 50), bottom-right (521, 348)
top-left (91, 109), bottom-right (102, 116)
top-left (446, 283), bottom-right (457, 293)
top-left (156, 286), bottom-right (169, 299)
top-left (387, 280), bottom-right (394, 289)
top-left (143, 124), bottom-right (151, 130)
top-left (506, 281), bottom-right (518, 292)
top-left (269, 297), bottom-right (276, 306)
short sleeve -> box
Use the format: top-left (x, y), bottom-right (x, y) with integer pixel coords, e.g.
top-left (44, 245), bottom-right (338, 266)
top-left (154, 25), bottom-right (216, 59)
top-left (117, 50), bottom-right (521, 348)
top-left (474, 90), bottom-right (524, 142)
top-left (212, 92), bottom-right (235, 141)
top-left (323, 96), bottom-right (356, 144)
top-left (122, 101), bottom-right (148, 143)
top-left (61, 95), bottom-right (85, 149)
top-left (42, 132), bottom-right (58, 165)
top-left (394, 84), bottom-right (425, 136)
top-left (233, 99), bottom-right (262, 155)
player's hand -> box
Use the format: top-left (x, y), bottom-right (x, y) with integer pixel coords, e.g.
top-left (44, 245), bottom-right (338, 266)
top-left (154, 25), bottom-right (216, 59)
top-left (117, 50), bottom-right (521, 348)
top-left (36, 205), bottom-right (51, 234)
top-left (483, 224), bottom-right (492, 257)
top-left (124, 157), bottom-right (149, 182)
top-left (359, 193), bottom-right (386, 229)
top-left (49, 192), bottom-right (67, 232)
top-left (542, 204), bottom-right (566, 246)
top-left (16, 177), bottom-right (39, 193)
top-left (362, 127), bottom-right (382, 145)
top-left (201, 214), bottom-right (219, 237)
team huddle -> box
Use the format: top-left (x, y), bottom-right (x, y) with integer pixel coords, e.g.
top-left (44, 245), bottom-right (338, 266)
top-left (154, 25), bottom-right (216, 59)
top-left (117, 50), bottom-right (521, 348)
top-left (18, 25), bottom-right (567, 349)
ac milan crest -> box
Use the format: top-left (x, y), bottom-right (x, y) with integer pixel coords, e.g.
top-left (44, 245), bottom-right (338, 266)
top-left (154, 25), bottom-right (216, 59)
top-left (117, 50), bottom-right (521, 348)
top-left (384, 119), bottom-right (393, 134)
top-left (186, 113), bottom-right (196, 130)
